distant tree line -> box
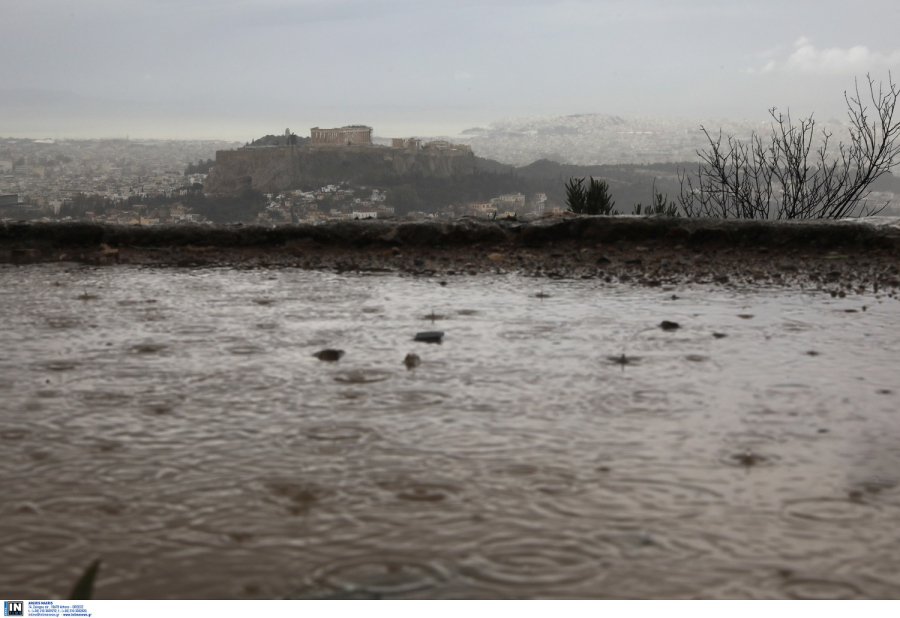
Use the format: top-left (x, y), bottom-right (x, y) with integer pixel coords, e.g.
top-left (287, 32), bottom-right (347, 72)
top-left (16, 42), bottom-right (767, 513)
top-left (184, 158), bottom-right (214, 176)
top-left (244, 134), bottom-right (311, 148)
top-left (190, 188), bottom-right (267, 223)
top-left (124, 187), bottom-right (267, 223)
top-left (58, 193), bottom-right (115, 218)
top-left (378, 171), bottom-right (562, 216)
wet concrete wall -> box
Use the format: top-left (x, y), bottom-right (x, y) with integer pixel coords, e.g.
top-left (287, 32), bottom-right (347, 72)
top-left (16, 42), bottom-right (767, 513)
top-left (2, 217), bottom-right (900, 258)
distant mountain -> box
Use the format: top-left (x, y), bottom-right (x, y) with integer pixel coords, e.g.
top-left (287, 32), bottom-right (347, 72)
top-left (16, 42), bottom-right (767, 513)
top-left (453, 112), bottom-right (854, 167)
top-left (473, 156), bottom-right (515, 174)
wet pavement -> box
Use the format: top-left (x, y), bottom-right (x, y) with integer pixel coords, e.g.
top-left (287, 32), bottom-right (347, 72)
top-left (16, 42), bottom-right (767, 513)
top-left (0, 263), bottom-right (899, 598)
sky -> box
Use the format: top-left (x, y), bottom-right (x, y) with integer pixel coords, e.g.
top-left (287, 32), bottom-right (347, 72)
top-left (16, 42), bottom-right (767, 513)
top-left (2, 0), bottom-right (899, 140)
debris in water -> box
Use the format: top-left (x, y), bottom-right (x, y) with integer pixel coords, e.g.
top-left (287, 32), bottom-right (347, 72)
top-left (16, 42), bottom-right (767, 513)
top-left (608, 354), bottom-right (639, 366)
top-left (712, 332), bottom-right (727, 338)
top-left (70, 559), bottom-right (101, 600)
top-left (536, 291), bottom-right (550, 299)
top-left (660, 320), bottom-right (680, 331)
top-left (414, 331), bottom-right (443, 343)
top-left (733, 450), bottom-right (765, 467)
top-left (404, 353), bottom-right (421, 369)
top-left (314, 349), bottom-right (344, 361)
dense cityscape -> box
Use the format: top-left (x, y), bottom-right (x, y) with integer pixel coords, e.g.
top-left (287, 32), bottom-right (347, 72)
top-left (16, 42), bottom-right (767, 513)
top-left (0, 126), bottom-right (558, 225)
top-left (2, 111), bottom-right (899, 225)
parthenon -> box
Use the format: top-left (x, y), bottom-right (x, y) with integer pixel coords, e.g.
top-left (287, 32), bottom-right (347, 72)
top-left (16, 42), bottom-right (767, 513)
top-left (310, 125), bottom-right (373, 145)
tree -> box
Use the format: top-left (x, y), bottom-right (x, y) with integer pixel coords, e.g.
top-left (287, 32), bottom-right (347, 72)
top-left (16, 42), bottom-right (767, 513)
top-left (633, 179), bottom-right (680, 216)
top-left (566, 177), bottom-right (617, 215)
top-left (679, 74), bottom-right (900, 219)
top-left (386, 184), bottom-right (423, 216)
top-left (184, 158), bottom-right (214, 176)
top-left (193, 187), bottom-right (265, 223)
top-left (565, 177), bottom-right (587, 213)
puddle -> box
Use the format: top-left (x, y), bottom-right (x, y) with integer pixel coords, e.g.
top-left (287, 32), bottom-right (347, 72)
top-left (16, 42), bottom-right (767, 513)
top-left (309, 559), bottom-right (450, 597)
top-left (781, 578), bottom-right (864, 600)
top-left (782, 497), bottom-right (881, 522)
top-left (1, 266), bottom-right (898, 598)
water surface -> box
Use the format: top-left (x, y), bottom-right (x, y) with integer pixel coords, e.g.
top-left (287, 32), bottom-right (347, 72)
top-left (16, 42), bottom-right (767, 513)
top-left (1, 264), bottom-right (898, 598)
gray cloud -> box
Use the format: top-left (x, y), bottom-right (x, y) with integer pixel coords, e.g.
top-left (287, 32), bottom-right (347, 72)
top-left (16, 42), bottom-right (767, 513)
top-left (2, 0), bottom-right (898, 139)
top-left (748, 37), bottom-right (900, 74)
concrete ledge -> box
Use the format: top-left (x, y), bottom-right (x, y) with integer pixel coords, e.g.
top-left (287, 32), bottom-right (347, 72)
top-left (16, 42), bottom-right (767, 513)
top-left (3, 216), bottom-right (900, 256)
top-left (3, 217), bottom-right (900, 301)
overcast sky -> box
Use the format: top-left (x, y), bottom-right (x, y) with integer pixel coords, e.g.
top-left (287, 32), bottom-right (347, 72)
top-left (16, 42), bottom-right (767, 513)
top-left (2, 0), bottom-right (899, 140)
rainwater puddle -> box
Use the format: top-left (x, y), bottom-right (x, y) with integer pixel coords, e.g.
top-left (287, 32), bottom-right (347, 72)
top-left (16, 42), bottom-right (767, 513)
top-left (1, 264), bottom-right (899, 598)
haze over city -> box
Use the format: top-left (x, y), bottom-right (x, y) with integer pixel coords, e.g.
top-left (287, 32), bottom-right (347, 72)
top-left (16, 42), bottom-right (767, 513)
top-left (3, 0), bottom-right (900, 141)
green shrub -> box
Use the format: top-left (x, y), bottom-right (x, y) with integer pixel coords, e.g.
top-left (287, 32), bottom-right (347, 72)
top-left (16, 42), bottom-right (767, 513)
top-left (633, 180), bottom-right (680, 216)
top-left (566, 177), bottom-right (617, 215)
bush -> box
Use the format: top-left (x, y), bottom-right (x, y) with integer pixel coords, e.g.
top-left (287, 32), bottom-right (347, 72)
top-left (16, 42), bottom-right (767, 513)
top-left (633, 180), bottom-right (680, 216)
top-left (566, 177), bottom-right (617, 215)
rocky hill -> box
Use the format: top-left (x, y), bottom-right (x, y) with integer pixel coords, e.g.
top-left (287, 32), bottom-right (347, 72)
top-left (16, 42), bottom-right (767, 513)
top-left (205, 145), bottom-right (475, 193)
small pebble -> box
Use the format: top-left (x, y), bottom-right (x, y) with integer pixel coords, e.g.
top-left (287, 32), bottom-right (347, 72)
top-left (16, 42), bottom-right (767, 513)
top-left (313, 349), bottom-right (344, 362)
top-left (414, 331), bottom-right (443, 343)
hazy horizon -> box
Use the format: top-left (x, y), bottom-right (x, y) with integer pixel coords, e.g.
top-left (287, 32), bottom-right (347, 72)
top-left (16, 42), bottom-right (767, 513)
top-left (0, 94), bottom-right (782, 143)
top-left (3, 0), bottom-right (900, 141)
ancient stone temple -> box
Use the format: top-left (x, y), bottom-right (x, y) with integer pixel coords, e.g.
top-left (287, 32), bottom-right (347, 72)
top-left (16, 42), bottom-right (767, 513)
top-left (310, 125), bottom-right (373, 145)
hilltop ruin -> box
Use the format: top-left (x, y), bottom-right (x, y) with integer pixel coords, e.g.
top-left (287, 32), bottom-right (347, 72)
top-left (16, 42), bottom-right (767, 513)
top-left (205, 126), bottom-right (475, 193)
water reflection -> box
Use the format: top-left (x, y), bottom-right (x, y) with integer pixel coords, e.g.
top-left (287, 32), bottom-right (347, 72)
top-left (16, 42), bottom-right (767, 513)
top-left (0, 264), bottom-right (898, 598)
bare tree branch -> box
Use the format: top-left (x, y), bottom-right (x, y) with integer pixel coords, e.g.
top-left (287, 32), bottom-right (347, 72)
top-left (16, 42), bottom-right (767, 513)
top-left (679, 74), bottom-right (900, 219)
